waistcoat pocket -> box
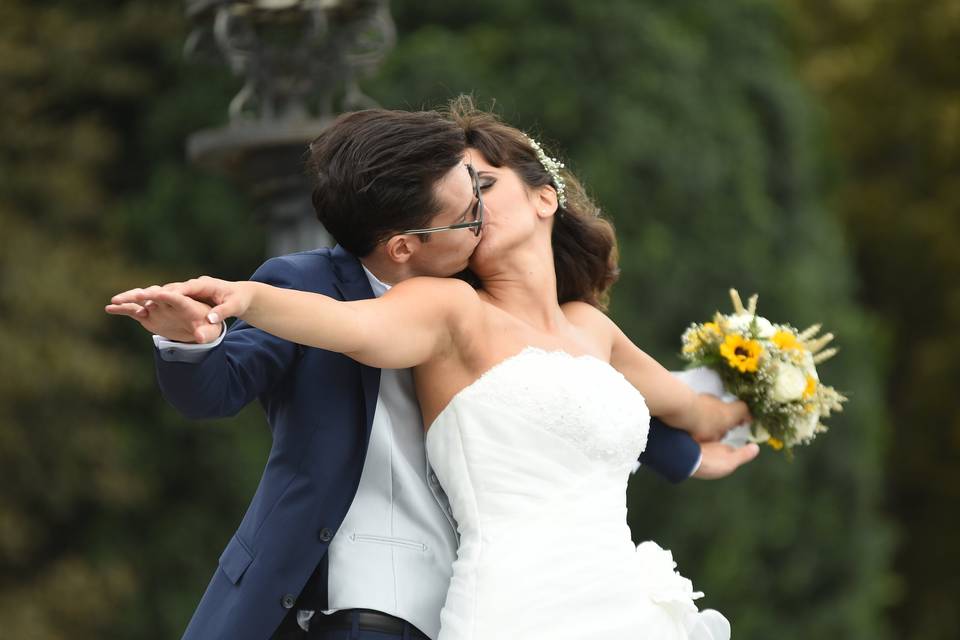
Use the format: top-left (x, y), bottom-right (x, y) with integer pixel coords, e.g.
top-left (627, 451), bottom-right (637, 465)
top-left (349, 533), bottom-right (427, 552)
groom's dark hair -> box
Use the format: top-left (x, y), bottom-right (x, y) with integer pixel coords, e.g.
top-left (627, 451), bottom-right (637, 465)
top-left (307, 108), bottom-right (467, 257)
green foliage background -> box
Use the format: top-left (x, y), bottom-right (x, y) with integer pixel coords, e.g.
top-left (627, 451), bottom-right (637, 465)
top-left (0, 0), bottom-right (955, 638)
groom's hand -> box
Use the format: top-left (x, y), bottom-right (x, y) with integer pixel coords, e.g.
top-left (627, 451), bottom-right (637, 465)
top-left (106, 285), bottom-right (222, 343)
top-left (692, 442), bottom-right (760, 480)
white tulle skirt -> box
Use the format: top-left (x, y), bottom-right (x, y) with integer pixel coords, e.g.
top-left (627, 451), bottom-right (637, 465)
top-left (436, 510), bottom-right (730, 640)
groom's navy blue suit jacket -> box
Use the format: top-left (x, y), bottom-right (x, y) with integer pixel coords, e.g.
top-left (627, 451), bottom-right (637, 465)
top-left (154, 245), bottom-right (702, 640)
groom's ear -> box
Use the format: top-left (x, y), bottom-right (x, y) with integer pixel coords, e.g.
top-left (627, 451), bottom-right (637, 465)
top-left (383, 233), bottom-right (420, 264)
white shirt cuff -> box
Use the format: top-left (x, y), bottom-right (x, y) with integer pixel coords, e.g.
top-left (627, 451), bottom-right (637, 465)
top-left (153, 323), bottom-right (226, 363)
top-left (689, 451), bottom-right (703, 477)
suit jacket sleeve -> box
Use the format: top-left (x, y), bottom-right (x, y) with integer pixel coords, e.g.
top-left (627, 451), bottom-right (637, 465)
top-left (639, 418), bottom-right (701, 484)
top-left (152, 256), bottom-right (307, 420)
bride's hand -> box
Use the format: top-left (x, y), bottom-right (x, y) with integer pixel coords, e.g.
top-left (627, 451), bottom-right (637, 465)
top-left (105, 284), bottom-right (222, 343)
top-left (164, 276), bottom-right (254, 324)
top-left (692, 394), bottom-right (752, 442)
top-left (110, 277), bottom-right (254, 339)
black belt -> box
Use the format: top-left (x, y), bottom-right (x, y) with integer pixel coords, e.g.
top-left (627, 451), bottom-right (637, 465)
top-left (309, 609), bottom-right (430, 639)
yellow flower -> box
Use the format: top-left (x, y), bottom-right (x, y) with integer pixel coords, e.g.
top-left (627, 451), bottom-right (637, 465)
top-left (682, 333), bottom-right (701, 353)
top-left (772, 330), bottom-right (804, 352)
top-left (803, 375), bottom-right (817, 400)
top-left (719, 334), bottom-right (763, 373)
top-left (766, 437), bottom-right (784, 450)
top-left (682, 329), bottom-right (702, 353)
top-left (683, 322), bottom-right (723, 354)
top-left (702, 322), bottom-right (722, 336)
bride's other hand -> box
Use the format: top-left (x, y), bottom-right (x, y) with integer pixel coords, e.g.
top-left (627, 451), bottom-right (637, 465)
top-left (693, 441), bottom-right (760, 479)
top-left (692, 395), bottom-right (752, 442)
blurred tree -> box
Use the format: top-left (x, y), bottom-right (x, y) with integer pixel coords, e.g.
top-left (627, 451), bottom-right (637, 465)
top-left (370, 1), bottom-right (895, 638)
top-left (0, 1), bottom-right (267, 638)
top-left (789, 1), bottom-right (960, 638)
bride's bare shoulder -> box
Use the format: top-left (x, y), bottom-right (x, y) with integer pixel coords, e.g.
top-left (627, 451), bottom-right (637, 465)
top-left (561, 300), bottom-right (619, 353)
top-left (561, 300), bottom-right (614, 329)
top-left (387, 276), bottom-right (477, 294)
top-left (386, 276), bottom-right (482, 312)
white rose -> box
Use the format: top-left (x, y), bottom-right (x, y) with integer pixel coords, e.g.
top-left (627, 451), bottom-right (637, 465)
top-left (726, 314), bottom-right (776, 338)
top-left (771, 363), bottom-right (807, 402)
top-left (754, 317), bottom-right (776, 338)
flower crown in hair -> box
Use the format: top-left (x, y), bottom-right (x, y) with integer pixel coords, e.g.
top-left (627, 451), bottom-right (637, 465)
top-left (524, 135), bottom-right (567, 208)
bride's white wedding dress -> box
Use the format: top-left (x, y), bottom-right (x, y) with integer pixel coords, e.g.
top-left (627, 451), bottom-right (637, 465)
top-left (426, 347), bottom-right (730, 639)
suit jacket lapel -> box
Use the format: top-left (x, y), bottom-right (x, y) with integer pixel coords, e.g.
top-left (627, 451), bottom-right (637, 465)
top-left (329, 245), bottom-right (381, 437)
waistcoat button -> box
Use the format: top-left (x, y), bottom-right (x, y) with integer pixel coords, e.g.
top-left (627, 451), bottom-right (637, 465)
top-left (318, 527), bottom-right (334, 542)
top-left (281, 594), bottom-right (296, 609)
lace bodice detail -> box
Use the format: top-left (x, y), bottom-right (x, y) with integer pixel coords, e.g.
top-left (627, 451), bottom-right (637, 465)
top-left (441, 347), bottom-right (649, 467)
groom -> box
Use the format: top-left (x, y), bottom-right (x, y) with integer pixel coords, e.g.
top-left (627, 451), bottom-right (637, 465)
top-left (109, 107), bottom-right (758, 640)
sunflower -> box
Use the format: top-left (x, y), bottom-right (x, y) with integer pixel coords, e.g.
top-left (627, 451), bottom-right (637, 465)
top-left (719, 334), bottom-right (763, 373)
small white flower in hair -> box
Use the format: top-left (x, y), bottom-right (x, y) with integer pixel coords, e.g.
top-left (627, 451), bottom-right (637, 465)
top-left (524, 134), bottom-right (567, 208)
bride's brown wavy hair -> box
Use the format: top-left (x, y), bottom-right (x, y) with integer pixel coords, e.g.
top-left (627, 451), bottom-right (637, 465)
top-left (445, 96), bottom-right (620, 310)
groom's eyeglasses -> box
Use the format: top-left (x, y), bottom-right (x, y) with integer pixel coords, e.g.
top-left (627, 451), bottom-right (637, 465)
top-left (400, 164), bottom-right (484, 237)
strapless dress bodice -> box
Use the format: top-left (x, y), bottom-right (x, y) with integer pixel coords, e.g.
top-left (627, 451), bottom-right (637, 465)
top-left (425, 347), bottom-right (729, 640)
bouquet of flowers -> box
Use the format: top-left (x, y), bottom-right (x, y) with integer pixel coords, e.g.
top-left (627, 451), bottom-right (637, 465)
top-left (680, 289), bottom-right (847, 453)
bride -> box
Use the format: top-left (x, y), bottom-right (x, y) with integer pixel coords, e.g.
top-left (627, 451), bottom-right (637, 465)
top-left (112, 102), bottom-right (747, 639)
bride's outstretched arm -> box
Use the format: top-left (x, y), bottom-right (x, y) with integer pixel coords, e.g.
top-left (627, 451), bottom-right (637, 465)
top-left (608, 322), bottom-right (750, 441)
top-left (110, 276), bottom-right (479, 370)
top-left (563, 301), bottom-right (749, 441)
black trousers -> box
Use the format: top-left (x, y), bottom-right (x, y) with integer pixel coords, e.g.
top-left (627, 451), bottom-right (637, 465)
top-left (271, 609), bottom-right (424, 640)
